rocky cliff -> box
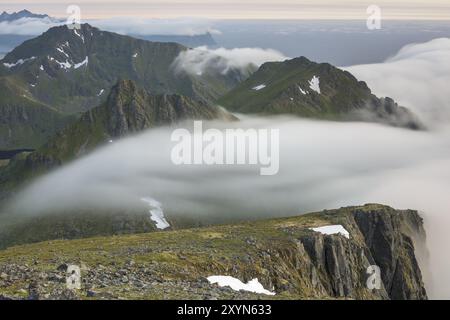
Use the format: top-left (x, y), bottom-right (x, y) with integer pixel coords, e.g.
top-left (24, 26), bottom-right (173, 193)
top-left (0, 204), bottom-right (428, 300)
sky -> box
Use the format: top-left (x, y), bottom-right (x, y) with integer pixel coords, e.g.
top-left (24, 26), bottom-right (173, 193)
top-left (1, 0), bottom-right (450, 20)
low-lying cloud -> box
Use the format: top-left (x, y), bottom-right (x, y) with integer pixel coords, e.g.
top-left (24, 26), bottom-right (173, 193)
top-left (345, 38), bottom-right (450, 127)
top-left (0, 17), bottom-right (220, 36)
top-left (0, 17), bottom-right (60, 35)
top-left (173, 46), bottom-right (288, 76)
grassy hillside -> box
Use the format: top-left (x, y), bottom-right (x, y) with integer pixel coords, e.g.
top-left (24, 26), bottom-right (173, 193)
top-left (0, 204), bottom-right (427, 300)
top-left (0, 77), bottom-right (74, 149)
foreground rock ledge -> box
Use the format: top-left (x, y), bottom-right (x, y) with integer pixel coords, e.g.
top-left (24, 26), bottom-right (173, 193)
top-left (0, 204), bottom-right (427, 300)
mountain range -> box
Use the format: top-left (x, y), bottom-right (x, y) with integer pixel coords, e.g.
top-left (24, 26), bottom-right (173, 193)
top-left (0, 10), bottom-right (51, 22)
top-left (0, 23), bottom-right (241, 150)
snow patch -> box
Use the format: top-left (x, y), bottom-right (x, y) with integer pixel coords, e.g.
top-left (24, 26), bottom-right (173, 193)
top-left (207, 276), bottom-right (275, 296)
top-left (56, 47), bottom-right (69, 58)
top-left (49, 56), bottom-right (72, 70)
top-left (141, 197), bottom-right (170, 230)
top-left (74, 56), bottom-right (88, 69)
top-left (73, 29), bottom-right (85, 43)
top-left (97, 89), bottom-right (105, 96)
top-left (132, 53), bottom-right (138, 58)
top-left (3, 56), bottom-right (36, 68)
top-left (310, 225), bottom-right (350, 239)
top-left (39, 65), bottom-right (44, 71)
top-left (252, 84), bottom-right (266, 91)
top-left (297, 85), bottom-right (307, 95)
top-left (308, 75), bottom-right (321, 94)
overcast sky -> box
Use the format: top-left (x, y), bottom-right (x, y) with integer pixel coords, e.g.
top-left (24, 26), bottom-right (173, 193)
top-left (1, 0), bottom-right (450, 20)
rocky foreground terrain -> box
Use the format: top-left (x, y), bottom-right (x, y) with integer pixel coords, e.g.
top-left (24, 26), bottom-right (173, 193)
top-left (0, 204), bottom-right (428, 300)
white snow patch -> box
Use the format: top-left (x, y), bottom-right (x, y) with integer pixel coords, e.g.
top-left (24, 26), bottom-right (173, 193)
top-left (252, 84), bottom-right (266, 91)
top-left (39, 65), bottom-right (44, 71)
top-left (132, 53), bottom-right (138, 58)
top-left (297, 85), bottom-right (307, 95)
top-left (141, 197), bottom-right (170, 230)
top-left (97, 89), bottom-right (105, 96)
top-left (56, 47), bottom-right (69, 58)
top-left (30, 84), bottom-right (36, 87)
top-left (49, 56), bottom-right (72, 70)
top-left (308, 75), bottom-right (321, 94)
top-left (3, 56), bottom-right (36, 68)
top-left (207, 276), bottom-right (275, 296)
top-left (310, 225), bottom-right (350, 239)
top-left (73, 29), bottom-right (85, 43)
top-left (74, 56), bottom-right (88, 69)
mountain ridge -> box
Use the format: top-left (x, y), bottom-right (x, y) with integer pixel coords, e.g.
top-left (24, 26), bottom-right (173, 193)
top-left (0, 10), bottom-right (51, 22)
top-left (0, 79), bottom-right (236, 201)
top-left (218, 56), bottom-right (423, 129)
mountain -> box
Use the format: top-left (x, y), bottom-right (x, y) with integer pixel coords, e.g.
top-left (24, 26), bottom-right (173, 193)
top-left (0, 10), bottom-right (50, 22)
top-left (218, 57), bottom-right (423, 129)
top-left (0, 24), bottom-right (242, 149)
top-left (39, 79), bottom-right (236, 162)
top-left (133, 32), bottom-right (217, 48)
top-left (0, 204), bottom-right (428, 300)
top-left (0, 76), bottom-right (74, 150)
top-left (0, 79), bottom-right (235, 201)
top-left (1, 23), bottom-right (239, 112)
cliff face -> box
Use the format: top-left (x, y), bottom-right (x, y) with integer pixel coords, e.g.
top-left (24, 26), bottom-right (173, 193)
top-left (0, 204), bottom-right (428, 300)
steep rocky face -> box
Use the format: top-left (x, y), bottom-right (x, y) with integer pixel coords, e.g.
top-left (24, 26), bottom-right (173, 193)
top-left (103, 79), bottom-right (233, 138)
top-left (352, 207), bottom-right (428, 299)
top-left (218, 56), bottom-right (423, 129)
top-left (0, 204), bottom-right (428, 300)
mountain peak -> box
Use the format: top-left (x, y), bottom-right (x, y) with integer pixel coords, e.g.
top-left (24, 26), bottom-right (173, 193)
top-left (219, 56), bottom-right (424, 129)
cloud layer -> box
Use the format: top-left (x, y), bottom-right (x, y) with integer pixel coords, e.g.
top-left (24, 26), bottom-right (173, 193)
top-left (173, 46), bottom-right (288, 76)
top-left (0, 17), bottom-right (220, 36)
top-left (345, 38), bottom-right (450, 127)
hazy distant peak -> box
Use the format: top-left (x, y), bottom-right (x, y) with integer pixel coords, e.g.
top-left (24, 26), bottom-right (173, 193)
top-left (0, 9), bottom-right (50, 22)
